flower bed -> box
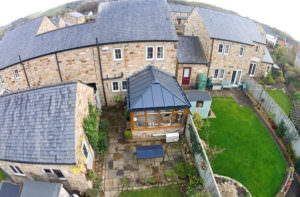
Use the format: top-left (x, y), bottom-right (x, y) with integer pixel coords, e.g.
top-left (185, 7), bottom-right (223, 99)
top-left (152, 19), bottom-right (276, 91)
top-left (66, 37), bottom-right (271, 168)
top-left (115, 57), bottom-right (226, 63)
top-left (215, 174), bottom-right (251, 197)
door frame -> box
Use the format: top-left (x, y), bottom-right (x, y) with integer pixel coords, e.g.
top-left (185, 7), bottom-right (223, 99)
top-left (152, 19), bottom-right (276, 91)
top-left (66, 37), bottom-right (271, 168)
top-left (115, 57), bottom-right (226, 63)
top-left (231, 69), bottom-right (242, 87)
top-left (182, 67), bottom-right (192, 85)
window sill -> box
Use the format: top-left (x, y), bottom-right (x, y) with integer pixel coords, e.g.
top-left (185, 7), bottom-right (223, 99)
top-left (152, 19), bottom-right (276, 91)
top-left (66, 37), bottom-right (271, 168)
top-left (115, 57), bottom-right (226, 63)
top-left (113, 59), bottom-right (123, 62)
top-left (14, 174), bottom-right (26, 177)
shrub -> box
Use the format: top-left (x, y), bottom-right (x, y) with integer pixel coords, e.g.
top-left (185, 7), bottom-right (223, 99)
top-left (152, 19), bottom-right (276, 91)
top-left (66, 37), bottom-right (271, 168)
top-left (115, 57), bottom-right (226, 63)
top-left (147, 176), bottom-right (156, 184)
top-left (124, 130), bottom-right (133, 139)
top-left (266, 70), bottom-right (275, 85)
top-left (84, 189), bottom-right (99, 197)
top-left (295, 158), bottom-right (300, 174)
top-left (276, 120), bottom-right (286, 138)
top-left (114, 95), bottom-right (122, 103)
top-left (193, 112), bottom-right (204, 130)
top-left (122, 176), bottom-right (130, 188)
top-left (174, 162), bottom-right (195, 178)
top-left (164, 170), bottom-right (175, 178)
top-left (93, 177), bottom-right (103, 191)
top-left (85, 170), bottom-right (97, 181)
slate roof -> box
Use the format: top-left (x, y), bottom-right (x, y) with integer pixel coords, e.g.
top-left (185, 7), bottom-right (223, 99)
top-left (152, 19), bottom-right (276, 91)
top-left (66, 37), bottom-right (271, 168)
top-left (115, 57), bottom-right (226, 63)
top-left (68, 11), bottom-right (84, 18)
top-left (184, 90), bottom-right (211, 102)
top-left (0, 181), bottom-right (21, 197)
top-left (197, 7), bottom-right (265, 45)
top-left (169, 4), bottom-right (194, 13)
top-left (127, 65), bottom-right (190, 111)
top-left (177, 36), bottom-right (208, 64)
top-left (0, 82), bottom-right (78, 164)
top-left (20, 180), bottom-right (63, 197)
top-left (262, 48), bottom-right (274, 64)
top-left (0, 0), bottom-right (177, 70)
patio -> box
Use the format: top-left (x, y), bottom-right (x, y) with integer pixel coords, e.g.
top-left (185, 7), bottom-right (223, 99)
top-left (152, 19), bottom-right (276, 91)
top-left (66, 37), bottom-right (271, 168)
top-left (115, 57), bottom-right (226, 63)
top-left (98, 106), bottom-right (191, 197)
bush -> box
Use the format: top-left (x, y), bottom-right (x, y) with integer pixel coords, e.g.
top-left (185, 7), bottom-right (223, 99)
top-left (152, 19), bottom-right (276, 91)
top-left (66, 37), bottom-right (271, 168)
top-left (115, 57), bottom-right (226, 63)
top-left (164, 170), bottom-right (175, 178)
top-left (193, 112), bottom-right (204, 130)
top-left (114, 95), bottom-right (122, 103)
top-left (276, 120), bottom-right (286, 138)
top-left (122, 176), bottom-right (130, 188)
top-left (124, 130), bottom-right (133, 139)
top-left (295, 158), bottom-right (300, 174)
top-left (266, 70), bottom-right (275, 85)
top-left (147, 176), bottom-right (156, 184)
top-left (174, 162), bottom-right (195, 178)
top-left (85, 170), bottom-right (97, 181)
top-left (93, 177), bottom-right (103, 191)
top-left (84, 189), bottom-right (99, 197)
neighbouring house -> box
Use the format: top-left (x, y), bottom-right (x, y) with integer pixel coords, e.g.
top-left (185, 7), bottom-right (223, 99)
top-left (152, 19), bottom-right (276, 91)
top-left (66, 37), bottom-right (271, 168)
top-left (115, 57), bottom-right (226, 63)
top-left (185, 90), bottom-right (212, 119)
top-left (184, 7), bottom-right (268, 87)
top-left (0, 82), bottom-right (96, 192)
top-left (0, 180), bottom-right (70, 197)
top-left (169, 4), bottom-right (194, 32)
top-left (64, 11), bottom-right (86, 25)
top-left (0, 0), bottom-right (177, 106)
top-left (177, 36), bottom-right (208, 88)
top-left (266, 33), bottom-right (278, 46)
top-left (262, 48), bottom-right (274, 76)
top-left (127, 65), bottom-right (191, 139)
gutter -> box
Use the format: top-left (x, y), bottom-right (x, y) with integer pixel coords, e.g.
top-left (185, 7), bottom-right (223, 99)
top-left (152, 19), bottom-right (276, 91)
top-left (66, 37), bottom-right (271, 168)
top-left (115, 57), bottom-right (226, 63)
top-left (96, 38), bottom-right (107, 106)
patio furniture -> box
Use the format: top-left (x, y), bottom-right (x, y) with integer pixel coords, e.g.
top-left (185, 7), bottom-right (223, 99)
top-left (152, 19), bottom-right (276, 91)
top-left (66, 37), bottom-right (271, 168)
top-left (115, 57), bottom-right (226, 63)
top-left (136, 145), bottom-right (165, 164)
top-left (221, 80), bottom-right (232, 89)
top-left (212, 83), bottom-right (222, 90)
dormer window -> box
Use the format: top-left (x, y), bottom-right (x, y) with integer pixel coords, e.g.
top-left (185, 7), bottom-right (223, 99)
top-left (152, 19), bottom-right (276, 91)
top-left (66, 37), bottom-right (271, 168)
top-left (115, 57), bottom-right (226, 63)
top-left (113, 48), bottom-right (122, 60)
top-left (218, 43), bottom-right (223, 54)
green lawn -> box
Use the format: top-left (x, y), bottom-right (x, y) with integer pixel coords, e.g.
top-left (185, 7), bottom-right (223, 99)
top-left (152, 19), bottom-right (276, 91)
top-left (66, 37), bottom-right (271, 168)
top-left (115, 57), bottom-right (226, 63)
top-left (0, 170), bottom-right (5, 183)
top-left (267, 89), bottom-right (292, 115)
top-left (119, 185), bottom-right (182, 197)
top-left (201, 97), bottom-right (286, 197)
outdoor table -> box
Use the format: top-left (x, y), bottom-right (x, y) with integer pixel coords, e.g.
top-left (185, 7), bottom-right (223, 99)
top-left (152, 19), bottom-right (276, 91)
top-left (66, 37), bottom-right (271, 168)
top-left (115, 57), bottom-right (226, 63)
top-left (136, 145), bottom-right (164, 164)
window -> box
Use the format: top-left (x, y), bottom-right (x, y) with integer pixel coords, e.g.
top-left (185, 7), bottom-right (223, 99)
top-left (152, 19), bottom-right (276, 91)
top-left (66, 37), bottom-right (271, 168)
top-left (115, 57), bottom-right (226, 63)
top-left (146, 46), bottom-right (154, 60)
top-left (218, 43), bottom-right (223, 54)
top-left (132, 109), bottom-right (186, 130)
top-left (157, 46), bottom-right (164, 60)
top-left (224, 44), bottom-right (230, 55)
top-left (256, 46), bottom-right (259, 53)
top-left (9, 165), bottom-right (25, 176)
top-left (213, 69), bottom-right (225, 80)
top-left (0, 74), bottom-right (4, 85)
top-left (113, 48), bottom-right (122, 60)
top-left (240, 47), bottom-right (245, 56)
top-left (111, 81), bottom-right (120, 92)
top-left (83, 143), bottom-right (88, 158)
top-left (13, 69), bottom-right (19, 79)
top-left (121, 80), bottom-right (127, 91)
top-left (248, 63), bottom-right (257, 77)
top-left (42, 168), bottom-right (65, 179)
top-left (196, 101), bottom-right (204, 108)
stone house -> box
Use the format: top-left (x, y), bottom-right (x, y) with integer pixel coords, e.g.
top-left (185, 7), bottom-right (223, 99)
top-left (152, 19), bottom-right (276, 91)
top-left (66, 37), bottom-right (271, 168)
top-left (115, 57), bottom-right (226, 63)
top-left (64, 11), bottom-right (86, 25)
top-left (0, 0), bottom-right (177, 106)
top-left (0, 82), bottom-right (96, 192)
top-left (169, 4), bottom-right (193, 32)
top-left (184, 7), bottom-right (271, 86)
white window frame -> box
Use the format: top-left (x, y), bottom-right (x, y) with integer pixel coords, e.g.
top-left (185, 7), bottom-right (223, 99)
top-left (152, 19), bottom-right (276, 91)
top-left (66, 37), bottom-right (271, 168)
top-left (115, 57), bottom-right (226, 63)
top-left (121, 80), bottom-right (127, 91)
top-left (239, 47), bottom-right (245, 57)
top-left (13, 68), bottom-right (20, 79)
top-left (0, 74), bottom-right (4, 85)
top-left (146, 46), bottom-right (154, 60)
top-left (113, 48), bottom-right (122, 61)
top-left (8, 165), bottom-right (25, 176)
top-left (218, 43), bottom-right (224, 54)
top-left (156, 46), bottom-right (164, 60)
top-left (42, 168), bottom-right (66, 180)
top-left (249, 63), bottom-right (257, 77)
top-left (224, 44), bottom-right (230, 55)
top-left (111, 81), bottom-right (120, 92)
top-left (213, 68), bottom-right (225, 80)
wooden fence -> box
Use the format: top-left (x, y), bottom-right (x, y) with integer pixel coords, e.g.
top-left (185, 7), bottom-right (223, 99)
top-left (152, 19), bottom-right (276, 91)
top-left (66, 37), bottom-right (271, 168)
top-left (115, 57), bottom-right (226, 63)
top-left (244, 76), bottom-right (300, 157)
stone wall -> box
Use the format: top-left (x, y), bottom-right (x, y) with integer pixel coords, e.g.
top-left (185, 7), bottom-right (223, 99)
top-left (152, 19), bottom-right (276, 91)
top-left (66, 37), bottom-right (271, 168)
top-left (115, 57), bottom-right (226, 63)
top-left (177, 63), bottom-right (208, 88)
top-left (209, 40), bottom-right (267, 83)
top-left (184, 8), bottom-right (211, 59)
top-left (37, 16), bottom-right (57, 35)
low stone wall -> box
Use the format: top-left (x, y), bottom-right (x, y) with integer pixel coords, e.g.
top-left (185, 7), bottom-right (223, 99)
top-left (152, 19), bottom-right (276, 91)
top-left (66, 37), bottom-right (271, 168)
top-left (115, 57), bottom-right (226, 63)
top-left (185, 114), bottom-right (221, 197)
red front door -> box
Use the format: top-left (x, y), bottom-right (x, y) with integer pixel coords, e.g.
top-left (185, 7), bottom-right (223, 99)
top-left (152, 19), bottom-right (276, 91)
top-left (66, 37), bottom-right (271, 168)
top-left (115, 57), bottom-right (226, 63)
top-left (182, 67), bottom-right (191, 85)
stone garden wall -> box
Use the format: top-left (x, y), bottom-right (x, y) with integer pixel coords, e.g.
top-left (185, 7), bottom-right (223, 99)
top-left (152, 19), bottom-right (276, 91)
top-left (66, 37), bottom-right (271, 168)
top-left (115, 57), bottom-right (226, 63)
top-left (244, 76), bottom-right (300, 157)
top-left (185, 114), bottom-right (221, 197)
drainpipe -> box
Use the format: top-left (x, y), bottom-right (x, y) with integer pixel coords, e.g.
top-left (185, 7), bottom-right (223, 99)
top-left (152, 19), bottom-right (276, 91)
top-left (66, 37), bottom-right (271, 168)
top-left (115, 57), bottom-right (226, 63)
top-left (96, 38), bottom-right (107, 106)
top-left (207, 38), bottom-right (215, 78)
top-left (18, 55), bottom-right (30, 88)
top-left (55, 53), bottom-right (63, 82)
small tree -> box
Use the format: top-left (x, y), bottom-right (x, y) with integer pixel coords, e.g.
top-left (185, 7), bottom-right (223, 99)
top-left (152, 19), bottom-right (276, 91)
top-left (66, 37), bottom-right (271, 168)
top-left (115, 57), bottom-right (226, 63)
top-left (276, 120), bottom-right (287, 138)
top-left (193, 112), bottom-right (204, 130)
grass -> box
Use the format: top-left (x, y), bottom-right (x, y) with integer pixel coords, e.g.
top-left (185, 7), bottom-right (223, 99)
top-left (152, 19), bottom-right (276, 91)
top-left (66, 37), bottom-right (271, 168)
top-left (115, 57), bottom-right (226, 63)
top-left (119, 185), bottom-right (182, 197)
top-left (266, 89), bottom-right (292, 115)
top-left (201, 97), bottom-right (286, 197)
top-left (0, 170), bottom-right (5, 183)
